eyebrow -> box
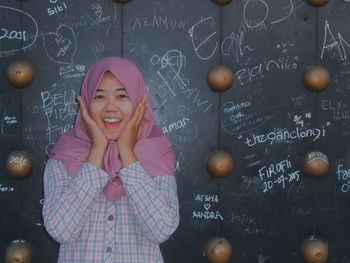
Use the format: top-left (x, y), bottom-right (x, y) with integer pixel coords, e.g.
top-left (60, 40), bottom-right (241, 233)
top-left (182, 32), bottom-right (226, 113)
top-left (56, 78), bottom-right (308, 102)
top-left (95, 88), bottom-right (126, 92)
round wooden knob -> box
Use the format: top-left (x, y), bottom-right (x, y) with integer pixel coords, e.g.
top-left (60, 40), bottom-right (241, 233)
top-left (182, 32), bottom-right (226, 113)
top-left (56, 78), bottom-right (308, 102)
top-left (6, 151), bottom-right (33, 179)
top-left (302, 238), bottom-right (328, 263)
top-left (6, 60), bottom-right (35, 89)
top-left (113, 0), bottom-right (131, 3)
top-left (204, 237), bottom-right (232, 263)
top-left (306, 0), bottom-right (329, 7)
top-left (207, 151), bottom-right (233, 178)
top-left (304, 66), bottom-right (330, 92)
top-left (212, 0), bottom-right (232, 5)
top-left (5, 240), bottom-right (33, 263)
top-left (207, 65), bottom-right (234, 92)
top-left (303, 151), bottom-right (329, 177)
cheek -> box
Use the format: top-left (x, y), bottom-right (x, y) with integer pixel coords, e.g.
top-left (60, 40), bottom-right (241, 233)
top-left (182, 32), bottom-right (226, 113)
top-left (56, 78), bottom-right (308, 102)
top-left (123, 103), bottom-right (135, 121)
top-left (89, 104), bottom-right (101, 121)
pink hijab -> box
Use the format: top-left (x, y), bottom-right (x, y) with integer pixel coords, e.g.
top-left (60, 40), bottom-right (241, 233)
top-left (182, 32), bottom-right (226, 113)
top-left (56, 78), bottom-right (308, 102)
top-left (48, 57), bottom-right (175, 201)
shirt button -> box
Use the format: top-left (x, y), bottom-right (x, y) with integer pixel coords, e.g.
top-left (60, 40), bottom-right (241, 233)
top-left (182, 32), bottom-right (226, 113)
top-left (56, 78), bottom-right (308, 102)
top-left (106, 247), bottom-right (112, 253)
top-left (108, 215), bottom-right (114, 221)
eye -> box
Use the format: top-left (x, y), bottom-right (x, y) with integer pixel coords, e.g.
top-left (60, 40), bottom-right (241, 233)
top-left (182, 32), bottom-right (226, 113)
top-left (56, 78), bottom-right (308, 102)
top-left (94, 94), bottom-right (104, 100)
top-left (117, 94), bottom-right (128, 99)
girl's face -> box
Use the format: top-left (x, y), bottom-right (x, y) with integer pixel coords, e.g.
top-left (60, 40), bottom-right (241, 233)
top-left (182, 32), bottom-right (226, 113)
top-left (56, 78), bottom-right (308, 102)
top-left (89, 71), bottom-right (134, 141)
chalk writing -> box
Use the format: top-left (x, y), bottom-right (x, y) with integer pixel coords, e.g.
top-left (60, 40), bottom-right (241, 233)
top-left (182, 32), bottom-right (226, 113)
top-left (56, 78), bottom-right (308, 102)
top-left (0, 6), bottom-right (38, 54)
top-left (92, 43), bottom-right (106, 58)
top-left (244, 154), bottom-right (262, 168)
top-left (243, 0), bottom-right (294, 28)
top-left (293, 115), bottom-right (304, 127)
top-left (92, 3), bottom-right (113, 23)
top-left (151, 50), bottom-right (213, 113)
top-left (321, 20), bottom-right (350, 61)
top-left (175, 151), bottom-right (185, 172)
top-left (192, 211), bottom-right (223, 220)
top-left (221, 100), bottom-right (252, 125)
top-left (238, 20), bottom-right (267, 33)
top-left (59, 64), bottom-right (86, 79)
top-left (47, 2), bottom-right (67, 16)
top-left (129, 15), bottom-right (187, 35)
top-left (242, 175), bottom-right (263, 194)
top-left (221, 31), bottom-right (254, 62)
top-left (4, 116), bottom-right (17, 125)
top-left (0, 28), bottom-right (27, 41)
top-left (306, 151), bottom-right (328, 164)
top-left (276, 41), bottom-right (295, 54)
top-left (291, 94), bottom-right (306, 107)
top-left (0, 96), bottom-right (5, 136)
top-left (43, 24), bottom-right (77, 64)
top-left (291, 206), bottom-right (314, 216)
top-left (170, 123), bottom-right (198, 146)
top-left (321, 99), bottom-right (350, 121)
top-left (258, 157), bottom-right (300, 193)
top-left (336, 164), bottom-right (350, 193)
top-left (32, 86), bottom-right (78, 153)
top-left (243, 0), bottom-right (269, 29)
top-left (151, 49), bottom-right (186, 96)
top-left (0, 184), bottom-right (14, 192)
top-left (57, 4), bottom-right (117, 33)
top-left (222, 101), bottom-right (251, 114)
top-left (192, 193), bottom-right (223, 221)
top-left (126, 42), bottom-right (149, 57)
top-left (9, 155), bottom-right (28, 164)
top-left (235, 55), bottom-right (299, 86)
top-left (244, 226), bottom-right (279, 236)
top-left (188, 16), bottom-right (218, 60)
top-left (162, 117), bottom-right (190, 134)
top-left (243, 126), bottom-right (326, 146)
top-left (293, 113), bottom-right (311, 127)
top-left (195, 194), bottom-right (219, 203)
top-left (228, 212), bottom-right (256, 225)
top-left (221, 100), bottom-right (279, 134)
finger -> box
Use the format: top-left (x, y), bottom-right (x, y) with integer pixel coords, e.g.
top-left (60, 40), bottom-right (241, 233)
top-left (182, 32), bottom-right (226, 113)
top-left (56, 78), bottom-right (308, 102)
top-left (77, 96), bottom-right (87, 114)
top-left (130, 102), bottom-right (142, 126)
top-left (137, 129), bottom-right (141, 140)
top-left (77, 96), bottom-right (92, 123)
top-left (136, 101), bottom-right (147, 126)
top-left (129, 95), bottom-right (147, 128)
top-left (134, 95), bottom-right (147, 124)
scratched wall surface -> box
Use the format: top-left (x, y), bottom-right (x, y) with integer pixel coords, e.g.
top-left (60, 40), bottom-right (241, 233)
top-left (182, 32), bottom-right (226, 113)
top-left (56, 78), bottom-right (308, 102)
top-left (1, 0), bottom-right (350, 262)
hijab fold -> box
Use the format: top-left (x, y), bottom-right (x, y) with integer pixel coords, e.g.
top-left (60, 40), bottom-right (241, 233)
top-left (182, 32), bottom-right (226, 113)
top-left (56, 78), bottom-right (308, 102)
top-left (48, 57), bottom-right (175, 201)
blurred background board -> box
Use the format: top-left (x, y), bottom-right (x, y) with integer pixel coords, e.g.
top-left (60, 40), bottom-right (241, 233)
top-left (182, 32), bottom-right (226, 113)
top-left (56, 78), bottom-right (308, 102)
top-left (1, 0), bottom-right (350, 262)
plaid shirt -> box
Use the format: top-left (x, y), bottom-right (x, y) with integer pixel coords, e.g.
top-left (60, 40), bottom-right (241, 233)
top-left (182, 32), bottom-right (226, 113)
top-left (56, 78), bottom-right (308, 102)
top-left (42, 158), bottom-right (179, 263)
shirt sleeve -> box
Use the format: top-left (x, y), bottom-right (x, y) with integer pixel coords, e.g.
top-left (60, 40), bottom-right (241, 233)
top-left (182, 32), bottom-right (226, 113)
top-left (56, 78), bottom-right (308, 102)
top-left (42, 158), bottom-right (110, 243)
top-left (119, 161), bottom-right (180, 245)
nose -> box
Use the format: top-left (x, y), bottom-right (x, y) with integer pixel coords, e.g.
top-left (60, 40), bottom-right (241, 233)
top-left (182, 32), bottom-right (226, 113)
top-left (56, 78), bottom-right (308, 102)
top-left (104, 98), bottom-right (119, 112)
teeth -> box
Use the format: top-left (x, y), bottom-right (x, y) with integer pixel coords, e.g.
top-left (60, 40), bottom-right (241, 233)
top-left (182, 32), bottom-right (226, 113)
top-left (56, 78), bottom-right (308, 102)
top-left (103, 118), bottom-right (121, 123)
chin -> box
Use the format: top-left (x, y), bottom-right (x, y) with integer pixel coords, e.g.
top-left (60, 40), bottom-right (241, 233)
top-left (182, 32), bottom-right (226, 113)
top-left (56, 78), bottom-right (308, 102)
top-left (105, 135), bottom-right (120, 141)
top-left (103, 130), bottom-right (121, 141)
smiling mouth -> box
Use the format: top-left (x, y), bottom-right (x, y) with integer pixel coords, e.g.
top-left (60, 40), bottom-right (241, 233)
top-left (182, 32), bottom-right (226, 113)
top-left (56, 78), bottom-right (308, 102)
top-left (103, 118), bottom-right (121, 128)
top-left (103, 118), bottom-right (120, 123)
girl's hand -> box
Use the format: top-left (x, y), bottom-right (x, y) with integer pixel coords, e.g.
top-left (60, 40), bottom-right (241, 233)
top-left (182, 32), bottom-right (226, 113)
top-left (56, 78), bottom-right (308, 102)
top-left (118, 96), bottom-right (148, 163)
top-left (77, 96), bottom-right (107, 151)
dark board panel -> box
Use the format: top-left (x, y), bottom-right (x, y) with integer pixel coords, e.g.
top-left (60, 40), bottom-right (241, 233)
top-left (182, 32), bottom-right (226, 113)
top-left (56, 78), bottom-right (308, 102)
top-left (315, 1), bottom-right (350, 262)
top-left (1, 0), bottom-right (122, 262)
top-left (1, 0), bottom-right (350, 262)
top-left (0, 0), bottom-right (25, 257)
top-left (217, 1), bottom-right (320, 262)
top-left (122, 1), bottom-right (221, 262)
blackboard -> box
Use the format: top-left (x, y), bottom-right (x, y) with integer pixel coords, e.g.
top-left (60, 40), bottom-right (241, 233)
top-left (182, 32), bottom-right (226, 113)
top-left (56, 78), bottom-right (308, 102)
top-left (1, 0), bottom-right (350, 262)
